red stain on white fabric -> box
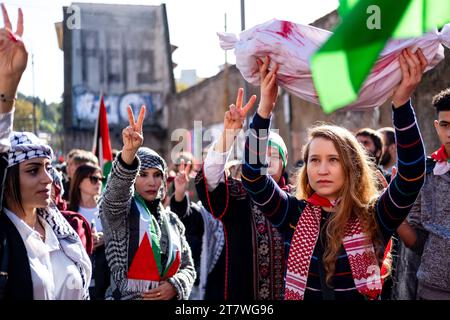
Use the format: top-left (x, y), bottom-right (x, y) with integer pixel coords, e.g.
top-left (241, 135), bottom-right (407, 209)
top-left (218, 19), bottom-right (450, 112)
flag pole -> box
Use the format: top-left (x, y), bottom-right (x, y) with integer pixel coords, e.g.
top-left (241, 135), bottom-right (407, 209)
top-left (92, 91), bottom-right (103, 154)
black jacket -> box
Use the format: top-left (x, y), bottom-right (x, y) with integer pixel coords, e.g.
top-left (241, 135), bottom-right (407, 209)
top-left (0, 212), bottom-right (33, 300)
top-left (0, 150), bottom-right (33, 299)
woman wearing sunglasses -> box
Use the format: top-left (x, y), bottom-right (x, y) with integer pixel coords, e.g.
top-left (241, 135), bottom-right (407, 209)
top-left (68, 163), bottom-right (103, 226)
top-left (68, 163), bottom-right (110, 300)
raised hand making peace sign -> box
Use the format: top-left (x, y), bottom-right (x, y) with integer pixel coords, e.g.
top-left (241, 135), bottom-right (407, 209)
top-left (174, 158), bottom-right (192, 202)
top-left (215, 87), bottom-right (257, 153)
top-left (121, 105), bottom-right (146, 165)
top-left (0, 4), bottom-right (28, 113)
top-left (224, 87), bottom-right (257, 133)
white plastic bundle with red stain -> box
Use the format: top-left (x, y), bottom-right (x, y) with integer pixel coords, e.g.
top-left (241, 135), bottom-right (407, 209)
top-left (218, 19), bottom-right (450, 111)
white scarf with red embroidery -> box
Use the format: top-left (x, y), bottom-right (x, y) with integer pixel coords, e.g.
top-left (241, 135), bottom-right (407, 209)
top-left (284, 197), bottom-right (382, 300)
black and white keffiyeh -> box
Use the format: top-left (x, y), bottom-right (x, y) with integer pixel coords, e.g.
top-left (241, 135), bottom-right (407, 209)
top-left (7, 131), bottom-right (53, 168)
top-left (49, 167), bottom-right (65, 197)
top-left (136, 147), bottom-right (167, 200)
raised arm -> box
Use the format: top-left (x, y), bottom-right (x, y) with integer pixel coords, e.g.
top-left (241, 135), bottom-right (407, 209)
top-left (241, 56), bottom-right (297, 231)
top-left (100, 105), bottom-right (146, 221)
top-left (196, 88), bottom-right (256, 218)
top-left (100, 105), bottom-right (150, 299)
top-left (170, 159), bottom-right (193, 218)
top-left (203, 87), bottom-right (256, 190)
top-left (375, 48), bottom-right (427, 238)
top-left (0, 4), bottom-right (27, 152)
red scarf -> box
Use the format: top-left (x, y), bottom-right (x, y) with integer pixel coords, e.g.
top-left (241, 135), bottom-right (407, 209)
top-left (307, 193), bottom-right (335, 207)
top-left (284, 193), bottom-right (382, 300)
top-left (431, 145), bottom-right (449, 162)
top-left (431, 145), bottom-right (450, 175)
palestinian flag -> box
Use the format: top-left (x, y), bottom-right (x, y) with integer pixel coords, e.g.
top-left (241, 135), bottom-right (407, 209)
top-left (126, 195), bottom-right (182, 292)
top-left (93, 95), bottom-right (113, 182)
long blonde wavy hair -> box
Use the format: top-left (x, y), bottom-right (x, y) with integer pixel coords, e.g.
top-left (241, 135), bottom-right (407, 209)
top-left (294, 124), bottom-right (382, 285)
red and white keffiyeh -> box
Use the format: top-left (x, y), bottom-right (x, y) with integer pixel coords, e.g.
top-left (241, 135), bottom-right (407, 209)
top-left (285, 198), bottom-right (382, 300)
top-left (218, 19), bottom-right (450, 112)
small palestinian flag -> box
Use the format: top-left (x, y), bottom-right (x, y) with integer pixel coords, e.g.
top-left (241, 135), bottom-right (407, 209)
top-left (92, 95), bottom-right (113, 183)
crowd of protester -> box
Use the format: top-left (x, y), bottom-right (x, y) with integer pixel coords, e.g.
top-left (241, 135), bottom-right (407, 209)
top-left (1, 4), bottom-right (449, 300)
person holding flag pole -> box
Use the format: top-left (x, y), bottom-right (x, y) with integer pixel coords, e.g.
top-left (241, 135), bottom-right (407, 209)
top-left (100, 105), bottom-right (195, 300)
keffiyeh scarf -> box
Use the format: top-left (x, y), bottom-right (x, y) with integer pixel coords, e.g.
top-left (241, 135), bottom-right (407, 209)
top-left (284, 194), bottom-right (382, 300)
top-left (136, 147), bottom-right (168, 199)
top-left (7, 131), bottom-right (53, 168)
top-left (127, 195), bottom-right (181, 292)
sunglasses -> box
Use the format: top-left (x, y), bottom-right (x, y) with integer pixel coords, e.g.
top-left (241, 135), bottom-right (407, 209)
top-left (89, 175), bottom-right (104, 184)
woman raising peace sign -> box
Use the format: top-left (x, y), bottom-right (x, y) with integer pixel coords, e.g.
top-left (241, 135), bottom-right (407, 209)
top-left (100, 105), bottom-right (196, 300)
top-left (0, 4), bottom-right (92, 300)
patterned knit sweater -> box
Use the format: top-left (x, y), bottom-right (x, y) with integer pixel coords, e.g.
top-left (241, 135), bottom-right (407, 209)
top-left (241, 101), bottom-right (425, 300)
top-left (408, 158), bottom-right (450, 294)
top-left (99, 154), bottom-right (196, 300)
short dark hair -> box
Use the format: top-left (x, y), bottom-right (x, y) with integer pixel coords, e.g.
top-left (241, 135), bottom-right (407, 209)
top-left (432, 88), bottom-right (450, 114)
top-left (355, 128), bottom-right (383, 154)
top-left (377, 127), bottom-right (395, 146)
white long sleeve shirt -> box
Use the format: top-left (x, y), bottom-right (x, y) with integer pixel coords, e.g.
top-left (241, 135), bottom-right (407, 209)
top-left (202, 142), bottom-right (232, 191)
top-left (4, 208), bottom-right (85, 300)
top-left (78, 206), bottom-right (102, 232)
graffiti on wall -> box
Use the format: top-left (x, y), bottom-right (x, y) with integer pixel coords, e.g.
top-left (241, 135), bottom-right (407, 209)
top-left (72, 88), bottom-right (162, 128)
top-left (68, 3), bottom-right (172, 128)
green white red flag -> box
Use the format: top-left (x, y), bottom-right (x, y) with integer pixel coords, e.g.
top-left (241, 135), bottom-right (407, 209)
top-left (92, 95), bottom-right (113, 181)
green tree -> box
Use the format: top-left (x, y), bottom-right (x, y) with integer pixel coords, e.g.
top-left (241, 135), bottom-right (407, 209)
top-left (14, 92), bottom-right (64, 153)
top-left (13, 98), bottom-right (41, 132)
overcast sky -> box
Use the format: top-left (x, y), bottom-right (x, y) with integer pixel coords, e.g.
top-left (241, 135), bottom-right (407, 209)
top-left (1, 0), bottom-right (339, 103)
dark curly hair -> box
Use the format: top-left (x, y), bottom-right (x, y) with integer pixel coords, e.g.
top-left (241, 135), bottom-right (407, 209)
top-left (432, 88), bottom-right (450, 114)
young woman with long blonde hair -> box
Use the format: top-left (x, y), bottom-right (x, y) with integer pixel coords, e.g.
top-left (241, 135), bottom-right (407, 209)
top-left (241, 50), bottom-right (427, 300)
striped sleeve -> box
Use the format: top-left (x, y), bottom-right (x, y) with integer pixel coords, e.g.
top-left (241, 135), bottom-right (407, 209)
top-left (241, 112), bottom-right (298, 232)
top-left (375, 100), bottom-right (425, 237)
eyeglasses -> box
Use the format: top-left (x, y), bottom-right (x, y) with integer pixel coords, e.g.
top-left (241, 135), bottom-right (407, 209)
top-left (89, 175), bottom-right (103, 184)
